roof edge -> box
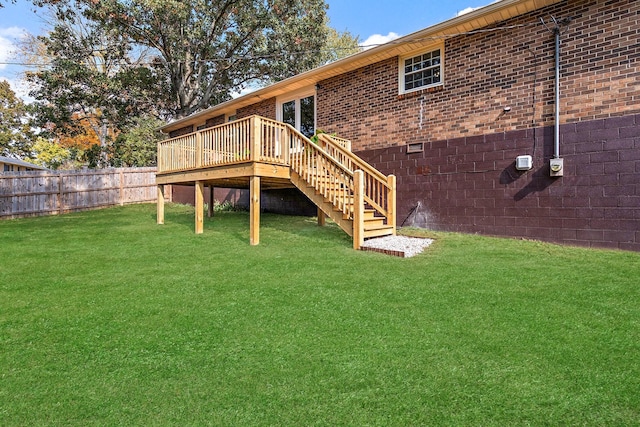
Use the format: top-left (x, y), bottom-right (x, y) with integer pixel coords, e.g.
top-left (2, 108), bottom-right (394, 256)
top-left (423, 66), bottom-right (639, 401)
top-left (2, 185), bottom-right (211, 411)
top-left (161, 0), bottom-right (561, 133)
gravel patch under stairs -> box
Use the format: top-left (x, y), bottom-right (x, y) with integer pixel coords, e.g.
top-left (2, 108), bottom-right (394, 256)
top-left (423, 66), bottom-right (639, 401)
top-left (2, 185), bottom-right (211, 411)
top-left (360, 235), bottom-right (434, 258)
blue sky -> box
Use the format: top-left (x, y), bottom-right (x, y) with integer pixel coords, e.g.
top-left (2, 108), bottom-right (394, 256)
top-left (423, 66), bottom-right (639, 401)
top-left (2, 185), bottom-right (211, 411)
top-left (0, 0), bottom-right (494, 100)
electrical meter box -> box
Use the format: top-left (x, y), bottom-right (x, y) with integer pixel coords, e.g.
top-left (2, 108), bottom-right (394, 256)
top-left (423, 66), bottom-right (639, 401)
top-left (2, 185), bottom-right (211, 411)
top-left (550, 158), bottom-right (564, 177)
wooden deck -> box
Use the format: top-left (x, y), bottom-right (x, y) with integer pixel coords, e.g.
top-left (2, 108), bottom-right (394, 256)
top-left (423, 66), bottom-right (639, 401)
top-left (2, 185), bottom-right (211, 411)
top-left (156, 115), bottom-right (396, 249)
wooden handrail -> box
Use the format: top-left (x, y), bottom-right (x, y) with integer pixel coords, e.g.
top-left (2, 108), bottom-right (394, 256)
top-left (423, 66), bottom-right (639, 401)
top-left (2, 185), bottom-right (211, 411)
top-left (317, 133), bottom-right (391, 216)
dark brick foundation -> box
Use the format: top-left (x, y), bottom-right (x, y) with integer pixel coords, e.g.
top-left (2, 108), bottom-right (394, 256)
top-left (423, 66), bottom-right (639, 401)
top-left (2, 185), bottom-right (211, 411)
top-left (358, 114), bottom-right (640, 251)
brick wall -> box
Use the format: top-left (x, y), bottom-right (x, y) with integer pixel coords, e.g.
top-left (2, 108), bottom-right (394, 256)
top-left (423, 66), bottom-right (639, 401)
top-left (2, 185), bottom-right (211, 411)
top-left (168, 125), bottom-right (194, 139)
top-left (201, 115), bottom-right (226, 129)
top-left (358, 114), bottom-right (640, 251)
top-left (317, 0), bottom-right (640, 151)
top-left (237, 97), bottom-right (277, 119)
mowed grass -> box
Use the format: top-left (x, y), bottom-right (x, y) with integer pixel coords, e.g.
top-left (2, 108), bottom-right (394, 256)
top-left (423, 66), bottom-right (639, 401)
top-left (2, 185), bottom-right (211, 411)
top-left (1, 203), bottom-right (639, 426)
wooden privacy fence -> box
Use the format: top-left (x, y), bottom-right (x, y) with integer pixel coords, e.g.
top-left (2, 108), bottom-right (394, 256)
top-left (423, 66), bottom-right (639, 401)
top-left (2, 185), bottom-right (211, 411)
top-left (0, 167), bottom-right (157, 219)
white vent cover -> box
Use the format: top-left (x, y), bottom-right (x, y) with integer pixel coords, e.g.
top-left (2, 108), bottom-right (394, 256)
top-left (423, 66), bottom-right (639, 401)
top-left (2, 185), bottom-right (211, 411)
top-left (515, 155), bottom-right (533, 171)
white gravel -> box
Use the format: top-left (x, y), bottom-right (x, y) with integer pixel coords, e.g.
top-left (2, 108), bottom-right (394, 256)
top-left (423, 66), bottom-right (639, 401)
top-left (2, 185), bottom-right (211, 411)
top-left (360, 235), bottom-right (434, 258)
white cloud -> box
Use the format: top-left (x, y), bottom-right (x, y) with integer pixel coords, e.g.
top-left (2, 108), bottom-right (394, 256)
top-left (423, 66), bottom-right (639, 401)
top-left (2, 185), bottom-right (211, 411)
top-left (0, 35), bottom-right (17, 70)
top-left (457, 6), bottom-right (479, 16)
top-left (0, 26), bottom-right (27, 70)
top-left (0, 26), bottom-right (34, 102)
top-left (457, 1), bottom-right (500, 17)
top-left (360, 32), bottom-right (401, 50)
top-left (2, 76), bottom-right (36, 103)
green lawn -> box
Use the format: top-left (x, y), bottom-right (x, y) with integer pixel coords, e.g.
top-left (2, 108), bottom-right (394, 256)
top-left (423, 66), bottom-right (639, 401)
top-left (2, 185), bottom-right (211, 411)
top-left (1, 203), bottom-right (639, 426)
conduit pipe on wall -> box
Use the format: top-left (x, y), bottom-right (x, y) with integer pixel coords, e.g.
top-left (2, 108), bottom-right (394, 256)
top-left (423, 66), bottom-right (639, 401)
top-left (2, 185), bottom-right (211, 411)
top-left (553, 23), bottom-right (560, 159)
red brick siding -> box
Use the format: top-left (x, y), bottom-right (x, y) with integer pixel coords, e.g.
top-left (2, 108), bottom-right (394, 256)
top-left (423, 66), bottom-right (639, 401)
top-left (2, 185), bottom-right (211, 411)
top-left (237, 97), bottom-right (277, 119)
top-left (317, 0), bottom-right (640, 151)
top-left (205, 115), bottom-right (226, 128)
top-left (168, 125), bottom-right (194, 138)
top-left (358, 113), bottom-right (640, 251)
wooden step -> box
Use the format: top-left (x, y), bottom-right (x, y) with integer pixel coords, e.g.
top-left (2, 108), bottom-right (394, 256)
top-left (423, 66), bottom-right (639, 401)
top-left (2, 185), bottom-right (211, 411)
top-left (363, 224), bottom-right (394, 239)
top-left (363, 209), bottom-right (377, 220)
top-left (364, 217), bottom-right (385, 227)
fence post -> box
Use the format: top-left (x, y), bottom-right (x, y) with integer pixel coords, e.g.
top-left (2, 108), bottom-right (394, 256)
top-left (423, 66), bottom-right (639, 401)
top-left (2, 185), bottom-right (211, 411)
top-left (387, 174), bottom-right (396, 235)
top-left (119, 170), bottom-right (125, 206)
top-left (58, 172), bottom-right (64, 215)
top-left (353, 170), bottom-right (364, 250)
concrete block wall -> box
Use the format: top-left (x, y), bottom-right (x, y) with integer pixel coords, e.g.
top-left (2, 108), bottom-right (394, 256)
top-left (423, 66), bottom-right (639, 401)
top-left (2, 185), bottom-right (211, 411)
top-left (358, 114), bottom-right (640, 251)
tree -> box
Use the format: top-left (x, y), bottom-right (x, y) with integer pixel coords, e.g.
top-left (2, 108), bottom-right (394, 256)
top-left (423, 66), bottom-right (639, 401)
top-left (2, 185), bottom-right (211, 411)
top-left (319, 27), bottom-right (361, 65)
top-left (32, 137), bottom-right (71, 169)
top-left (34, 0), bottom-right (340, 118)
top-left (107, 116), bottom-right (165, 167)
top-left (0, 80), bottom-right (32, 158)
top-left (27, 16), bottom-right (158, 149)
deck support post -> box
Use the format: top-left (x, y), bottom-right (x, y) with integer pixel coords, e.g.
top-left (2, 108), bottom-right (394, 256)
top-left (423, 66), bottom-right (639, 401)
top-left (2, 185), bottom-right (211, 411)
top-left (387, 174), bottom-right (397, 235)
top-left (208, 186), bottom-right (214, 218)
top-left (317, 207), bottom-right (326, 226)
top-left (195, 180), bottom-right (204, 234)
top-left (250, 176), bottom-right (260, 245)
top-left (353, 170), bottom-right (364, 250)
top-left (157, 184), bottom-right (165, 225)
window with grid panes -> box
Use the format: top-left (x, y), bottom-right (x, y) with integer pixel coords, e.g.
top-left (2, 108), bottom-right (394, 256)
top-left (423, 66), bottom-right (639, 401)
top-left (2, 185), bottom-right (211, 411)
top-left (401, 48), bottom-right (442, 93)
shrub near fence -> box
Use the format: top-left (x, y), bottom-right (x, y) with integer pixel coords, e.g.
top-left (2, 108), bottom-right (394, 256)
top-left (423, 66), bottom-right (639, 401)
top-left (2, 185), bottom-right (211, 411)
top-left (0, 167), bottom-right (157, 219)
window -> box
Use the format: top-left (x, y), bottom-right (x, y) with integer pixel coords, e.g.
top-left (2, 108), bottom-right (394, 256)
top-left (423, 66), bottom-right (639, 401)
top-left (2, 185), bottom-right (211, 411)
top-left (277, 90), bottom-right (315, 139)
top-left (399, 47), bottom-right (443, 94)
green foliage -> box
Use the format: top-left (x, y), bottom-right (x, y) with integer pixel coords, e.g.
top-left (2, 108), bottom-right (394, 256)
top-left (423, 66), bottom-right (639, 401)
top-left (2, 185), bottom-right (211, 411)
top-left (108, 116), bottom-right (165, 167)
top-left (1, 204), bottom-right (639, 425)
top-left (31, 137), bottom-right (71, 169)
top-left (33, 0), bottom-right (345, 120)
top-left (320, 27), bottom-right (361, 64)
top-left (27, 18), bottom-right (159, 140)
top-left (0, 80), bottom-right (32, 158)
top-left (309, 128), bottom-right (335, 144)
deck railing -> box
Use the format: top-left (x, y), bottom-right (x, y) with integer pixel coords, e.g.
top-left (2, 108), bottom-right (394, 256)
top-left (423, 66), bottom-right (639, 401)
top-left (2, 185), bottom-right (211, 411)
top-left (157, 115), bottom-right (394, 229)
top-left (318, 133), bottom-right (395, 227)
top-left (158, 116), bottom-right (290, 174)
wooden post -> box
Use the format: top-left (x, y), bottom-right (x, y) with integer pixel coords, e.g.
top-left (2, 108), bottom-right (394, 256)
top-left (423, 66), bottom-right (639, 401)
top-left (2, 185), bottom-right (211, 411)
top-left (250, 116), bottom-right (262, 162)
top-left (282, 126), bottom-right (290, 164)
top-left (353, 170), bottom-right (364, 250)
top-left (119, 169), bottom-right (125, 206)
top-left (196, 131), bottom-right (203, 168)
top-left (387, 174), bottom-right (397, 235)
top-left (317, 207), bottom-right (326, 227)
top-left (157, 185), bottom-right (165, 225)
top-left (250, 175), bottom-right (260, 245)
top-left (195, 180), bottom-right (204, 234)
top-left (58, 172), bottom-right (64, 215)
top-left (208, 185), bottom-right (214, 218)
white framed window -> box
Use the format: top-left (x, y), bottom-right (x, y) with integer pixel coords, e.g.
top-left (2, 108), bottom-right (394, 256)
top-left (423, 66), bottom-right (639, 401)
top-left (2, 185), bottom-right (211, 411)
top-left (276, 88), bottom-right (316, 139)
top-left (399, 46), bottom-right (443, 94)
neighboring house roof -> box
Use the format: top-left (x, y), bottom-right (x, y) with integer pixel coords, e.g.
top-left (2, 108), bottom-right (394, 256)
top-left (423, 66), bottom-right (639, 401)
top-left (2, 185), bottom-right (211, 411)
top-left (162, 0), bottom-right (562, 134)
top-left (0, 156), bottom-right (48, 171)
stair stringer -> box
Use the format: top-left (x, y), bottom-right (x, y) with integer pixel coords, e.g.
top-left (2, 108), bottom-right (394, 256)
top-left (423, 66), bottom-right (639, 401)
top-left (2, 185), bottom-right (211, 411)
top-left (290, 171), bottom-right (354, 237)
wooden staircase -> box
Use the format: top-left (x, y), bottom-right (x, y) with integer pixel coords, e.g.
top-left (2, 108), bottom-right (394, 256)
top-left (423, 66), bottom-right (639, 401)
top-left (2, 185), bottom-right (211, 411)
top-left (156, 115), bottom-right (396, 249)
top-left (286, 130), bottom-right (396, 249)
